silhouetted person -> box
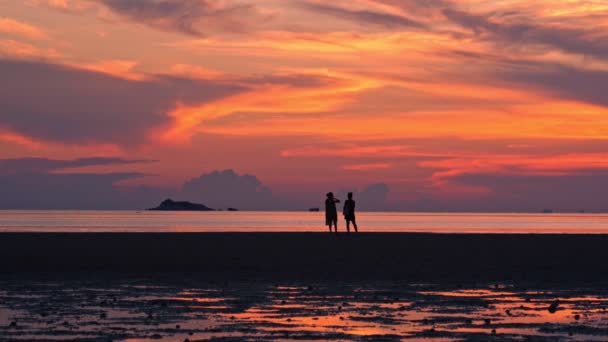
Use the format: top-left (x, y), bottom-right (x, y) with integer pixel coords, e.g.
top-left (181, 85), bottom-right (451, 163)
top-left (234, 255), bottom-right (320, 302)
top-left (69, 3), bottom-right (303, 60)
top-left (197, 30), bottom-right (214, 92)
top-left (343, 192), bottom-right (358, 233)
top-left (325, 192), bottom-right (340, 233)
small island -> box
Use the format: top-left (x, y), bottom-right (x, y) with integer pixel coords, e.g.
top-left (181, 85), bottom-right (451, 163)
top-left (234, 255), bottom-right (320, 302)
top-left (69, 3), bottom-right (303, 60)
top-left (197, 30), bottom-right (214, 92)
top-left (148, 198), bottom-right (214, 211)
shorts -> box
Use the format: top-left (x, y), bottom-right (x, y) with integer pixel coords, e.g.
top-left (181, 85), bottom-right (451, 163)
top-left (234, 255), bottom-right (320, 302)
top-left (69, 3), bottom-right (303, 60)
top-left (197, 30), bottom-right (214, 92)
top-left (326, 215), bottom-right (337, 225)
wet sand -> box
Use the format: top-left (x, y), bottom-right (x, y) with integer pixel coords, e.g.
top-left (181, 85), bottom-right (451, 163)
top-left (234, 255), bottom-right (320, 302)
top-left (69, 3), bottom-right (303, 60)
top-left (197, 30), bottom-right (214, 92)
top-left (3, 233), bottom-right (608, 341)
top-left (2, 277), bottom-right (608, 341)
top-left (1, 232), bottom-right (608, 282)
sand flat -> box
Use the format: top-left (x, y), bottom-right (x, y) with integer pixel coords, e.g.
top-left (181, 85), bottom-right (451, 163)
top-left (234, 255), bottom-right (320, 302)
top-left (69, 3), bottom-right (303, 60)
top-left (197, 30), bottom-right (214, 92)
top-left (1, 232), bottom-right (607, 282)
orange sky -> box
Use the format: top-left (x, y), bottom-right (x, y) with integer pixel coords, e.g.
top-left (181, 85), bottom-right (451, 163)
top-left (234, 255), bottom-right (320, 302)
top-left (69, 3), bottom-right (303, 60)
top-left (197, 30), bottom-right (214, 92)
top-left (1, 0), bottom-right (608, 210)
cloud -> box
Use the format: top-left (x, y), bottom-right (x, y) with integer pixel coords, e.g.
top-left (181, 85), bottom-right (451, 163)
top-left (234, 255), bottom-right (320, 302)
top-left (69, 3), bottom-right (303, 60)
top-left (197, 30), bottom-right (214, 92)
top-left (302, 3), bottom-right (426, 29)
top-left (281, 145), bottom-right (430, 158)
top-left (448, 170), bottom-right (608, 212)
top-left (240, 73), bottom-right (338, 88)
top-left (373, 0), bottom-right (449, 11)
top-left (95, 0), bottom-right (266, 36)
top-left (498, 62), bottom-right (608, 107)
top-left (336, 182), bottom-right (390, 211)
top-left (0, 157), bottom-right (154, 174)
top-left (0, 39), bottom-right (61, 59)
top-left (0, 157), bottom-right (164, 209)
top-left (179, 169), bottom-right (278, 210)
top-left (359, 182), bottom-right (390, 209)
top-left (342, 163), bottom-right (392, 171)
top-left (0, 18), bottom-right (48, 40)
top-left (443, 8), bottom-right (608, 59)
top-left (32, 0), bottom-right (91, 13)
top-left (0, 59), bottom-right (245, 145)
top-left (76, 59), bottom-right (143, 80)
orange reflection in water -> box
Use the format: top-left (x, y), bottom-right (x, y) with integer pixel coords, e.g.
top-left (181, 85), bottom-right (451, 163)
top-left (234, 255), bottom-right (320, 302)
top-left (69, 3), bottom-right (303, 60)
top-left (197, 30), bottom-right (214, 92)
top-left (4, 282), bottom-right (608, 341)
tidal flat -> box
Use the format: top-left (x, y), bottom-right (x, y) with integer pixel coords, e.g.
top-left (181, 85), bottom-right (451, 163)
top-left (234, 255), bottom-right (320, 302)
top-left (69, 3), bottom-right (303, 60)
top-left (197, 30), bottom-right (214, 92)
top-left (2, 276), bottom-right (608, 341)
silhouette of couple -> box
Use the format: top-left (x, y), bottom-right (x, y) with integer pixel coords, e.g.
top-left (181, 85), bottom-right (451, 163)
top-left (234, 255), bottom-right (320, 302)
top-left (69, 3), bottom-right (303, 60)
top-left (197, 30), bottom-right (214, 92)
top-left (325, 192), bottom-right (358, 233)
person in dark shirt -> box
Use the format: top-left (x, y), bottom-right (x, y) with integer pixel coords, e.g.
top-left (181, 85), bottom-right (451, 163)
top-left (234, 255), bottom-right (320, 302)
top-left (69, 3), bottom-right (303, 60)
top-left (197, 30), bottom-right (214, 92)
top-left (325, 192), bottom-right (340, 233)
top-left (343, 192), bottom-right (358, 233)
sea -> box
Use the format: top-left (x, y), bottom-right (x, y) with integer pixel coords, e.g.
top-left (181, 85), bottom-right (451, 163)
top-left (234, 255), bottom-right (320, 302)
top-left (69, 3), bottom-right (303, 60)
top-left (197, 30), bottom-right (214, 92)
top-left (1, 210), bottom-right (608, 233)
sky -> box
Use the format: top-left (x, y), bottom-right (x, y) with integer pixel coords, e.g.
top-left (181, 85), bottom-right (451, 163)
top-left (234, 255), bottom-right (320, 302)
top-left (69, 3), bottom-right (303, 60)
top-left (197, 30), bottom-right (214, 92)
top-left (1, 0), bottom-right (608, 211)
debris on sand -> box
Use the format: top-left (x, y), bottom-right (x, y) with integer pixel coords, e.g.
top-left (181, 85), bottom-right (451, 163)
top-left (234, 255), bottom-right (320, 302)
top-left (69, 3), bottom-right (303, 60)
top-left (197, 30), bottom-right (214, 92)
top-left (548, 300), bottom-right (560, 314)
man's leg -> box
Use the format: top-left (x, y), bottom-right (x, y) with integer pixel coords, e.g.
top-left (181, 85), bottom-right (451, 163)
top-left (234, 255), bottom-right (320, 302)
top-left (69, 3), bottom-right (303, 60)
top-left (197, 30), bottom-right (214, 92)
top-left (353, 219), bottom-right (358, 232)
top-left (346, 220), bottom-right (350, 233)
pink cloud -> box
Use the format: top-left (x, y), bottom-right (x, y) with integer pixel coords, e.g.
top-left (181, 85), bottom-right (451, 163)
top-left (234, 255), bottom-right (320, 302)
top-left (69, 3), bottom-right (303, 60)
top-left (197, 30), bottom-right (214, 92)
top-left (0, 18), bottom-right (48, 40)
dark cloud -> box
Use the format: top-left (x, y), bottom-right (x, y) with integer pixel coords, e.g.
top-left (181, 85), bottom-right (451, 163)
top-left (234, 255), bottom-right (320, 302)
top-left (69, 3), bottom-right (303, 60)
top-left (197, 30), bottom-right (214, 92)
top-left (0, 157), bottom-right (154, 174)
top-left (370, 0), bottom-right (449, 11)
top-left (443, 8), bottom-right (608, 59)
top-left (240, 73), bottom-right (338, 88)
top-left (179, 169), bottom-right (279, 210)
top-left (302, 3), bottom-right (426, 29)
top-left (358, 183), bottom-right (390, 210)
top-left (447, 170), bottom-right (608, 212)
top-left (96, 0), bottom-right (263, 36)
top-left (365, 0), bottom-right (451, 19)
top-left (0, 59), bottom-right (245, 144)
top-left (498, 62), bottom-right (608, 107)
top-left (336, 183), bottom-right (390, 211)
top-left (0, 157), bottom-right (165, 209)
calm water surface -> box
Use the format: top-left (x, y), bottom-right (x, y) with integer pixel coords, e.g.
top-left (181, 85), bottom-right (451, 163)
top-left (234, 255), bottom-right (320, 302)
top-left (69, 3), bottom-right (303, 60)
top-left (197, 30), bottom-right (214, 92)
top-left (1, 210), bottom-right (608, 233)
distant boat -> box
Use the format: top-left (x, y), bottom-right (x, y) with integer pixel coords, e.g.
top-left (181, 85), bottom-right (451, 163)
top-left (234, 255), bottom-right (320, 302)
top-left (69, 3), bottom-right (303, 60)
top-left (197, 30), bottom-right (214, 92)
top-left (542, 209), bottom-right (554, 214)
top-left (227, 208), bottom-right (239, 211)
top-left (308, 208), bottom-right (320, 212)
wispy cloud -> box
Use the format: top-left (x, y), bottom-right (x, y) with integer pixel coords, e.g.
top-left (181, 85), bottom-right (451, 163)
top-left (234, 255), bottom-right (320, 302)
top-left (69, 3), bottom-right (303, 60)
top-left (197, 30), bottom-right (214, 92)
top-left (342, 162), bottom-right (392, 171)
top-left (302, 2), bottom-right (426, 29)
top-left (94, 0), bottom-right (269, 36)
top-left (443, 8), bottom-right (608, 59)
top-left (0, 17), bottom-right (49, 40)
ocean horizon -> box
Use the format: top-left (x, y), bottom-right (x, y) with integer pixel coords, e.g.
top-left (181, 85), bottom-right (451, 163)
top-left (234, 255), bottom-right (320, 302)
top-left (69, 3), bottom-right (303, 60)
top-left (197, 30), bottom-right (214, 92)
top-left (3, 210), bottom-right (608, 233)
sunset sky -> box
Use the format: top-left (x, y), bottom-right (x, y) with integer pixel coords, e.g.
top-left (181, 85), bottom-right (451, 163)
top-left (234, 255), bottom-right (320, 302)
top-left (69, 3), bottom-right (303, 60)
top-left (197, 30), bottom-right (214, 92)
top-left (1, 0), bottom-right (608, 211)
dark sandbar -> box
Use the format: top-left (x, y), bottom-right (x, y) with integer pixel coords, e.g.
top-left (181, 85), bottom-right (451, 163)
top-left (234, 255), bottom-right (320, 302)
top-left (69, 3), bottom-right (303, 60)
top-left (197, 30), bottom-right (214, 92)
top-left (1, 232), bottom-right (606, 282)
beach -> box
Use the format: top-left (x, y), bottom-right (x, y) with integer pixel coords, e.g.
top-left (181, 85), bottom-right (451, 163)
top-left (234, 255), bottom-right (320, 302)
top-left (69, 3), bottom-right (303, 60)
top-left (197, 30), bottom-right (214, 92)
top-left (3, 232), bottom-right (608, 341)
top-left (2, 232), bottom-right (608, 282)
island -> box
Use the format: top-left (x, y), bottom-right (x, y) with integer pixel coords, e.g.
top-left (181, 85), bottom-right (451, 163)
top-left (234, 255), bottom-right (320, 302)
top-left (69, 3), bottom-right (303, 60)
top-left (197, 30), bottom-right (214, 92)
top-left (148, 199), bottom-right (215, 211)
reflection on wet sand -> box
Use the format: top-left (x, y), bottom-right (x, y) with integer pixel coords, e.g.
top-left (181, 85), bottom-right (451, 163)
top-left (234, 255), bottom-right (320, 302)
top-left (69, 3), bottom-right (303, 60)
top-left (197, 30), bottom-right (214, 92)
top-left (2, 278), bottom-right (608, 341)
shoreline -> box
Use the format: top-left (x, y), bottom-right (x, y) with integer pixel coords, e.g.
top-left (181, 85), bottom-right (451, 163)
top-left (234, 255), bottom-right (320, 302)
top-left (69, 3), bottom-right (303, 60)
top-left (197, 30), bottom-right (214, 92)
top-left (2, 232), bottom-right (607, 282)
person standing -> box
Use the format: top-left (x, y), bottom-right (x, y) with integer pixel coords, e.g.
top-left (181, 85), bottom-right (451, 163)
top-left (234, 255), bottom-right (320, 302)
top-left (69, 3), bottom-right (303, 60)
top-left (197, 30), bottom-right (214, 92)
top-left (325, 192), bottom-right (340, 233)
top-left (343, 192), bottom-right (358, 233)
